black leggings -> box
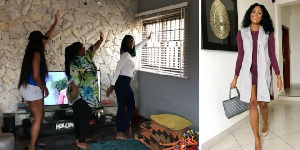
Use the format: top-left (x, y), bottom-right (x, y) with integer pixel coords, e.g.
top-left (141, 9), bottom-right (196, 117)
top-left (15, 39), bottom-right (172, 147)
top-left (72, 99), bottom-right (92, 143)
top-left (114, 75), bottom-right (135, 133)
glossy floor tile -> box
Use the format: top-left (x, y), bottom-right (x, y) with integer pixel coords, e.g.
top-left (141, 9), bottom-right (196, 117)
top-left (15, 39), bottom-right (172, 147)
top-left (241, 137), bottom-right (294, 150)
top-left (284, 87), bottom-right (300, 97)
top-left (209, 135), bottom-right (240, 150)
top-left (268, 119), bottom-right (300, 136)
top-left (280, 131), bottom-right (300, 150)
top-left (227, 147), bottom-right (243, 150)
top-left (209, 100), bottom-right (300, 150)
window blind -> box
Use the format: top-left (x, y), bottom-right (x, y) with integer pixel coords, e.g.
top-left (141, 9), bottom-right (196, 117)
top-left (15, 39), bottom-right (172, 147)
top-left (136, 3), bottom-right (189, 78)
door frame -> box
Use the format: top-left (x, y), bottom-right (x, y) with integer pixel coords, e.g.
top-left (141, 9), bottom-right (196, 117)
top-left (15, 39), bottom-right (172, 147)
top-left (282, 25), bottom-right (290, 89)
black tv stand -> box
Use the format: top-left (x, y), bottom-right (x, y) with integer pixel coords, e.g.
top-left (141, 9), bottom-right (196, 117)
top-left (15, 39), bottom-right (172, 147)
top-left (53, 111), bottom-right (73, 120)
top-left (59, 104), bottom-right (71, 109)
top-left (17, 106), bottom-right (117, 138)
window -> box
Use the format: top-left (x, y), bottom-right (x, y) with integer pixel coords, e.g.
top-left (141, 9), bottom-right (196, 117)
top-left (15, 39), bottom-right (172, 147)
top-left (136, 3), bottom-right (189, 78)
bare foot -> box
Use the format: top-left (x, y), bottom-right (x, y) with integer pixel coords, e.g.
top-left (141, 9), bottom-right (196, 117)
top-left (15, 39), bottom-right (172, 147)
top-left (77, 142), bottom-right (91, 149)
top-left (117, 132), bottom-right (129, 140)
top-left (116, 132), bottom-right (120, 139)
top-left (76, 138), bottom-right (91, 144)
top-left (27, 146), bottom-right (34, 150)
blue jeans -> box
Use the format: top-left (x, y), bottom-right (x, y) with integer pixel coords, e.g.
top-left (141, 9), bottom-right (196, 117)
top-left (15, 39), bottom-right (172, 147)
top-left (114, 75), bottom-right (135, 132)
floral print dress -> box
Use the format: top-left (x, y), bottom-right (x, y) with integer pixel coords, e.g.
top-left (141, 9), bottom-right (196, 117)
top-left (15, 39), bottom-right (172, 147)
top-left (67, 46), bottom-right (99, 108)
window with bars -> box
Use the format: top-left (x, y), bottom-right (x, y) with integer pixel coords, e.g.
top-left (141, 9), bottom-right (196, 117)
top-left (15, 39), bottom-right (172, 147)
top-left (136, 6), bottom-right (189, 78)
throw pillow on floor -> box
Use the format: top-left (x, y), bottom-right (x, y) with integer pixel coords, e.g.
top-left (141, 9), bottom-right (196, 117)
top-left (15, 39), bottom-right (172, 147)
top-left (134, 129), bottom-right (173, 150)
top-left (140, 121), bottom-right (188, 146)
top-left (150, 114), bottom-right (192, 130)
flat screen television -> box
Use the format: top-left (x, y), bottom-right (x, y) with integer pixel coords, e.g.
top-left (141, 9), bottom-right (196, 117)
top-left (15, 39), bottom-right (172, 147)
top-left (44, 71), bottom-right (101, 106)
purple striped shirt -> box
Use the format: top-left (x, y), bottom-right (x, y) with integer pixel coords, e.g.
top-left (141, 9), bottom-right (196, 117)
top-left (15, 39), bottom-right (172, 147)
top-left (235, 30), bottom-right (280, 85)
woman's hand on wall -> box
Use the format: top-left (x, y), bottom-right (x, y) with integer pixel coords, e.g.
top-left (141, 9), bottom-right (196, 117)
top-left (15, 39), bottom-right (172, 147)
top-left (100, 31), bottom-right (104, 41)
top-left (106, 85), bottom-right (115, 97)
top-left (55, 10), bottom-right (60, 23)
top-left (93, 31), bottom-right (105, 51)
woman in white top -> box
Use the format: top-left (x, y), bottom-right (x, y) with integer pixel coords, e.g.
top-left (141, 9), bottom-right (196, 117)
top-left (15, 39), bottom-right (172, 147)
top-left (106, 34), bottom-right (151, 139)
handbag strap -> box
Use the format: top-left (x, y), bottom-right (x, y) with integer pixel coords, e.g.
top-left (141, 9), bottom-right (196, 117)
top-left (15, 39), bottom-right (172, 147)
top-left (229, 86), bottom-right (240, 99)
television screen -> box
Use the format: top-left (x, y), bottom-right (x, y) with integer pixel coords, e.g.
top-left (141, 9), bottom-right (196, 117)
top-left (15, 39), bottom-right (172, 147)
top-left (44, 71), bottom-right (101, 105)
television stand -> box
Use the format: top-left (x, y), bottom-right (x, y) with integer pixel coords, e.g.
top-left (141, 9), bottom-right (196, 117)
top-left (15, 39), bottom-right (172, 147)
top-left (17, 105), bottom-right (116, 138)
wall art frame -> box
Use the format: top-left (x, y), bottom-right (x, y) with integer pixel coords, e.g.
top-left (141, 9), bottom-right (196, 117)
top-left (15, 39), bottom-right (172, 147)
top-left (201, 0), bottom-right (238, 51)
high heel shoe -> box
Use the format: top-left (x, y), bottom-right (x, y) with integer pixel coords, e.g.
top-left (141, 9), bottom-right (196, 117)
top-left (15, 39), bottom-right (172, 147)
top-left (262, 129), bottom-right (268, 137)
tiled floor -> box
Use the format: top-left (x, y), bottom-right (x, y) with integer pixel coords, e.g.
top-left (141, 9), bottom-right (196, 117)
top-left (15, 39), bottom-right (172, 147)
top-left (284, 87), bottom-right (300, 97)
top-left (15, 118), bottom-right (148, 150)
top-left (209, 100), bottom-right (300, 150)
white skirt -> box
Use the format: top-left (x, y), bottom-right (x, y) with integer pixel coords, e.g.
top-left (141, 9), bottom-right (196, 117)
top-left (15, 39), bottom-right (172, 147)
top-left (20, 84), bottom-right (43, 101)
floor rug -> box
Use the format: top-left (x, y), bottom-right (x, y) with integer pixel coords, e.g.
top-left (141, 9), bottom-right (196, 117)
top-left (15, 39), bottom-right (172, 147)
top-left (90, 138), bottom-right (149, 150)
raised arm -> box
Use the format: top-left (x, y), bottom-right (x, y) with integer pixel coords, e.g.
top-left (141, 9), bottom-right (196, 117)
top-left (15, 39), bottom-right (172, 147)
top-left (135, 33), bottom-right (152, 50)
top-left (44, 10), bottom-right (60, 44)
top-left (89, 31), bottom-right (104, 53)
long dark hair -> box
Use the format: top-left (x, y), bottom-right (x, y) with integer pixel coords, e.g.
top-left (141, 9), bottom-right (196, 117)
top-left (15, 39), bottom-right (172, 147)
top-left (65, 42), bottom-right (82, 80)
top-left (120, 35), bottom-right (136, 57)
top-left (242, 3), bottom-right (274, 34)
top-left (18, 39), bottom-right (48, 89)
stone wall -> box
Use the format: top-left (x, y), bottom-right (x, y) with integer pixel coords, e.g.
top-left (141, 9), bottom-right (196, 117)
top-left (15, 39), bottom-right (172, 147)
top-left (0, 0), bottom-right (139, 125)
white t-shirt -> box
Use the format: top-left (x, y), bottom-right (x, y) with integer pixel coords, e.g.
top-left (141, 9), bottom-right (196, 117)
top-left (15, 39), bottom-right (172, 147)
top-left (111, 39), bottom-right (149, 85)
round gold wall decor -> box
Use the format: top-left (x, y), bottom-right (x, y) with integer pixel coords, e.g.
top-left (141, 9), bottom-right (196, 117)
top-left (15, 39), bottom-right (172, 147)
top-left (210, 0), bottom-right (230, 39)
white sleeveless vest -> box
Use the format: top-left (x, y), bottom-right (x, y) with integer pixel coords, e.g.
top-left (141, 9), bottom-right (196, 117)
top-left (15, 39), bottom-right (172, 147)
top-left (239, 26), bottom-right (272, 103)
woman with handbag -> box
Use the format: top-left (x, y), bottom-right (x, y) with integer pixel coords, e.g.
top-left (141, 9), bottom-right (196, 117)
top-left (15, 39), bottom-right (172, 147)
top-left (230, 3), bottom-right (282, 150)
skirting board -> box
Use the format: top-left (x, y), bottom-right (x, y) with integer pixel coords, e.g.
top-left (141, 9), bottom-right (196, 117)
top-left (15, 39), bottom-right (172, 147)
top-left (291, 84), bottom-right (300, 88)
top-left (279, 96), bottom-right (300, 101)
top-left (201, 97), bottom-right (279, 150)
top-left (279, 89), bottom-right (285, 96)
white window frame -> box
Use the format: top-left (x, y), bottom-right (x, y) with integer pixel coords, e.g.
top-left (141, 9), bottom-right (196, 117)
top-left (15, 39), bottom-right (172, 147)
top-left (135, 2), bottom-right (189, 79)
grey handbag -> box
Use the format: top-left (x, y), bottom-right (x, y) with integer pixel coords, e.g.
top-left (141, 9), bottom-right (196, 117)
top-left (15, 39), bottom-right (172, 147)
top-left (223, 87), bottom-right (249, 119)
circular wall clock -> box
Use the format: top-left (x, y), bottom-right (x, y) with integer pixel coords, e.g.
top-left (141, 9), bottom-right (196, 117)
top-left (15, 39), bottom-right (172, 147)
top-left (210, 0), bottom-right (230, 39)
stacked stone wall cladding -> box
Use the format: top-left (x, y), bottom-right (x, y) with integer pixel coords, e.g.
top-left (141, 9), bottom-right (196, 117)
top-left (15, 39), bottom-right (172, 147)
top-left (0, 0), bottom-right (139, 125)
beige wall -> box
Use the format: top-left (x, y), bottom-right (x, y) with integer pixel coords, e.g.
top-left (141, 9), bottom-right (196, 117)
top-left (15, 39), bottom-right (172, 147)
top-left (290, 4), bottom-right (300, 85)
top-left (281, 6), bottom-right (291, 28)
